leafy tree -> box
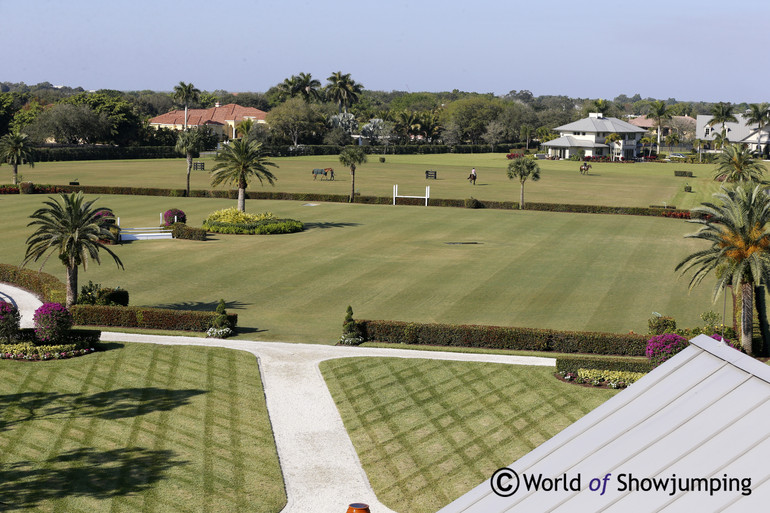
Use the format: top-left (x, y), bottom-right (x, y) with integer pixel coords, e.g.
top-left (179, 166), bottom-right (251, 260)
top-left (23, 192), bottom-right (123, 307)
top-left (708, 102), bottom-right (738, 139)
top-left (675, 184), bottom-right (770, 354)
top-left (266, 97), bottom-right (324, 147)
top-left (325, 72), bottom-right (363, 113)
top-left (506, 157), bottom-right (541, 209)
top-left (173, 82), bottom-right (201, 129)
top-left (536, 126), bottom-right (557, 144)
top-left (441, 97), bottom-right (502, 144)
top-left (339, 146), bottom-right (367, 203)
top-left (65, 92), bottom-right (142, 145)
top-left (713, 144), bottom-right (766, 183)
top-left (175, 129), bottom-right (205, 196)
top-left (9, 99), bottom-right (45, 133)
top-left (482, 120), bottom-right (506, 146)
top-left (27, 103), bottom-right (111, 144)
top-left (647, 100), bottom-right (672, 152)
top-left (0, 130), bottom-right (35, 184)
top-left (210, 139), bottom-right (277, 212)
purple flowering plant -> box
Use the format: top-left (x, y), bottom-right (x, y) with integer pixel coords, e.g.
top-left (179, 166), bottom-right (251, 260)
top-left (163, 208), bottom-right (186, 226)
top-left (33, 302), bottom-right (73, 343)
top-left (0, 300), bottom-right (21, 342)
top-left (645, 333), bottom-right (689, 367)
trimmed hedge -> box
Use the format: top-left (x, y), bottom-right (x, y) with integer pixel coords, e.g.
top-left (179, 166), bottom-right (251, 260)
top-left (33, 146), bottom-right (179, 162)
top-left (264, 143), bottom-right (516, 157)
top-left (172, 223), bottom-right (207, 240)
top-left (0, 264), bottom-right (67, 303)
top-left (357, 320), bottom-right (648, 356)
top-left (203, 218), bottom-right (304, 235)
top-left (70, 305), bottom-right (237, 332)
top-left (556, 355), bottom-right (654, 374)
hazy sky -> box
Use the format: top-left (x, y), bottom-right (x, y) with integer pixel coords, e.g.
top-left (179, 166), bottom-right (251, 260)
top-left (3, 0), bottom-right (767, 103)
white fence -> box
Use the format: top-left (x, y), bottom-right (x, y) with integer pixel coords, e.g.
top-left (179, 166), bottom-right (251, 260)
top-left (393, 185), bottom-right (430, 206)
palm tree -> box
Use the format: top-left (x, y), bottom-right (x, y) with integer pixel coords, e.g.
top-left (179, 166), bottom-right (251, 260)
top-left (173, 82), bottom-right (201, 129)
top-left (647, 100), bottom-right (672, 154)
top-left (520, 124), bottom-right (534, 150)
top-left (713, 144), bottom-right (766, 183)
top-left (640, 136), bottom-right (654, 157)
top-left (175, 129), bottom-right (204, 196)
top-left (745, 103), bottom-right (770, 154)
top-left (693, 138), bottom-right (703, 163)
top-left (294, 72), bottom-right (321, 102)
top-left (506, 157), bottom-right (541, 209)
top-left (325, 72), bottom-right (363, 113)
top-left (675, 184), bottom-right (770, 354)
top-left (339, 146), bottom-right (367, 203)
top-left (236, 118), bottom-right (254, 139)
top-left (604, 132), bottom-right (622, 161)
top-left (592, 98), bottom-right (611, 116)
top-left (0, 131), bottom-right (35, 185)
top-left (210, 139), bottom-right (277, 212)
top-left (708, 102), bottom-right (738, 140)
top-left (23, 192), bottom-right (123, 307)
top-left (666, 132), bottom-right (681, 153)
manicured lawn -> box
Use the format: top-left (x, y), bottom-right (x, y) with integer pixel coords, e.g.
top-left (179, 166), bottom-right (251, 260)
top-left (0, 343), bottom-right (285, 512)
top-left (17, 153), bottom-right (723, 209)
top-left (321, 357), bottom-right (616, 513)
top-left (0, 194), bottom-right (719, 343)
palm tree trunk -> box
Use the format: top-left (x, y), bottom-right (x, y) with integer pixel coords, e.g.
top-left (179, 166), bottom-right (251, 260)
top-left (186, 153), bottom-right (193, 196)
top-left (237, 188), bottom-right (246, 212)
top-left (12, 163), bottom-right (18, 185)
top-left (519, 182), bottom-right (525, 210)
top-left (349, 168), bottom-right (356, 203)
top-left (184, 104), bottom-right (189, 130)
top-left (66, 265), bottom-right (78, 308)
top-left (741, 281), bottom-right (754, 354)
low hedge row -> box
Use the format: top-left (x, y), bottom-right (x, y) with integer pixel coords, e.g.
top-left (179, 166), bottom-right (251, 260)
top-left (172, 223), bottom-right (207, 240)
top-left (556, 355), bottom-right (654, 374)
top-left (203, 218), bottom-right (304, 235)
top-left (0, 328), bottom-right (102, 360)
top-left (357, 320), bottom-right (648, 356)
top-left (70, 305), bottom-right (237, 332)
top-left (33, 146), bottom-right (179, 162)
top-left (265, 144), bottom-right (517, 157)
top-left (0, 264), bottom-right (66, 303)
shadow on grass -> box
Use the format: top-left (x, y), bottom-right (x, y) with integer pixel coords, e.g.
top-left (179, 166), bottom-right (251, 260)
top-left (0, 447), bottom-right (185, 510)
top-left (235, 326), bottom-right (270, 335)
top-left (151, 300), bottom-right (250, 311)
top-left (95, 341), bottom-right (124, 352)
top-left (0, 387), bottom-right (206, 431)
top-left (303, 221), bottom-right (361, 230)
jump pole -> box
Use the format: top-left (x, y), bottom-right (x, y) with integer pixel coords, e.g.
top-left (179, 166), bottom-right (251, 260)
top-left (393, 185), bottom-right (430, 206)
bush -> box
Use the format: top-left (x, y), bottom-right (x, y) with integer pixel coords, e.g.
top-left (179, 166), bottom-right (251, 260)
top-left (0, 264), bottom-right (67, 304)
top-left (70, 305), bottom-right (237, 332)
top-left (0, 301), bottom-right (21, 343)
top-left (556, 355), bottom-right (654, 374)
top-left (576, 368), bottom-right (647, 387)
top-left (172, 223), bottom-right (207, 240)
top-left (204, 218), bottom-right (304, 235)
top-left (76, 281), bottom-right (129, 306)
top-left (464, 197), bottom-right (484, 209)
top-left (205, 207), bottom-right (274, 224)
top-left (207, 299), bottom-right (234, 338)
top-left (340, 305), bottom-right (363, 345)
top-left (163, 208), bottom-right (187, 226)
top-left (648, 315), bottom-right (677, 335)
top-left (645, 333), bottom-right (689, 367)
top-left (33, 303), bottom-right (73, 343)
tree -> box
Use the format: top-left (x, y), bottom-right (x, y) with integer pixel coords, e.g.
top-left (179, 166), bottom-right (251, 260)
top-left (0, 130), bottom-right (35, 185)
top-left (520, 124), bottom-right (534, 150)
top-left (604, 133), bottom-right (622, 160)
top-left (23, 192), bottom-right (123, 307)
top-left (745, 103), bottom-right (770, 154)
top-left (276, 73), bottom-right (322, 103)
top-left (235, 118), bottom-right (254, 139)
top-left (647, 100), bottom-right (672, 153)
top-left (339, 146), bottom-right (367, 203)
top-left (175, 129), bottom-right (205, 196)
top-left (675, 184), bottom-right (770, 354)
top-left (173, 82), bottom-right (200, 129)
top-left (360, 118), bottom-right (392, 146)
top-left (665, 132), bottom-right (681, 153)
top-left (210, 139), bottom-right (277, 212)
top-left (266, 97), bottom-right (324, 147)
top-left (325, 72), bottom-right (363, 113)
top-left (27, 103), bottom-right (111, 144)
top-left (708, 102), bottom-right (738, 140)
top-left (693, 138), bottom-right (703, 163)
top-left (713, 144), bottom-right (766, 183)
top-left (640, 135), bottom-right (654, 157)
top-left (506, 157), bottom-right (541, 209)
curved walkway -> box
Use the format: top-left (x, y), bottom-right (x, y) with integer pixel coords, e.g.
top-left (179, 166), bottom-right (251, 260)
top-left (0, 283), bottom-right (556, 513)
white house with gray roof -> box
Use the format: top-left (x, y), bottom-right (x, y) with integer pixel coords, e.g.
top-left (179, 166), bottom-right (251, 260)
top-left (543, 113), bottom-right (646, 160)
top-left (437, 335), bottom-right (770, 513)
top-left (696, 114), bottom-right (769, 155)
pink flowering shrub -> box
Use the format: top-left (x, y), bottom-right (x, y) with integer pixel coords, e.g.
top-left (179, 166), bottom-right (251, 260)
top-left (0, 301), bottom-right (21, 342)
top-left (33, 302), bottom-right (73, 343)
top-left (163, 208), bottom-right (186, 226)
top-left (645, 333), bottom-right (689, 367)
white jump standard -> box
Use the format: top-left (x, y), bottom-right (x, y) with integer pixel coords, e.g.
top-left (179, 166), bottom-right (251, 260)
top-left (393, 184), bottom-right (430, 206)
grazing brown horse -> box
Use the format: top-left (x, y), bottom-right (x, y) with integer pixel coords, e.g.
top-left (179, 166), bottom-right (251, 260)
top-left (579, 163), bottom-right (592, 175)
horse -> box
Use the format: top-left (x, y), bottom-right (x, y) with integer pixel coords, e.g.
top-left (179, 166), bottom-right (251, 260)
top-left (579, 163), bottom-right (592, 175)
top-left (468, 173), bottom-right (477, 185)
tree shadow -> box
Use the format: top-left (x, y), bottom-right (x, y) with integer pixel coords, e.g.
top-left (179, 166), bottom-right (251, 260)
top-left (0, 447), bottom-right (185, 509)
top-left (95, 342), bottom-right (124, 352)
top-left (235, 326), bottom-right (269, 335)
top-left (151, 300), bottom-right (250, 311)
top-left (0, 387), bottom-right (206, 431)
top-left (303, 221), bottom-right (361, 230)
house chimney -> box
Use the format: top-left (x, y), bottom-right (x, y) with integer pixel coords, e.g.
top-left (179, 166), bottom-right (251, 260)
top-left (589, 112), bottom-right (601, 119)
top-left (215, 102), bottom-right (221, 108)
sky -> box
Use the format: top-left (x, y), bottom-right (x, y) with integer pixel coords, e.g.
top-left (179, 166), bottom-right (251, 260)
top-left (2, 0), bottom-right (768, 104)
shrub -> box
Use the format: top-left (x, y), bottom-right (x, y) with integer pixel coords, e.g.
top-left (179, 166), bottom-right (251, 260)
top-left (76, 281), bottom-right (129, 306)
top-left (0, 301), bottom-right (21, 343)
top-left (205, 207), bottom-right (274, 225)
top-left (0, 264), bottom-right (67, 304)
top-left (556, 355), bottom-right (655, 375)
top-left (576, 368), bottom-right (647, 386)
top-left (204, 218), bottom-right (304, 235)
top-left (340, 305), bottom-right (363, 345)
top-left (163, 208), bottom-right (187, 226)
top-left (70, 305), bottom-right (237, 332)
top-left (172, 223), bottom-right (207, 240)
top-left (33, 303), bottom-right (73, 343)
top-left (645, 333), bottom-right (689, 367)
top-left (648, 314), bottom-right (676, 335)
top-left (207, 299), bottom-right (234, 338)
top-left (465, 197), bottom-right (483, 209)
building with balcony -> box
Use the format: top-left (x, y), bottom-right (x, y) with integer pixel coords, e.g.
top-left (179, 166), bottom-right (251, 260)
top-left (542, 113), bottom-right (646, 160)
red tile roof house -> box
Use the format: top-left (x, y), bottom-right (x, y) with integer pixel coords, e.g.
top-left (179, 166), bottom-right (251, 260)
top-left (148, 103), bottom-right (267, 140)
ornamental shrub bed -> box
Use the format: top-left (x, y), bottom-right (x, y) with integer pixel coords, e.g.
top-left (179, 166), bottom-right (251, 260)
top-left (203, 218), bottom-right (304, 235)
top-left (0, 184), bottom-right (20, 194)
top-left (70, 305), bottom-right (237, 332)
top-left (357, 319), bottom-right (648, 356)
top-left (0, 327), bottom-right (101, 360)
top-left (0, 264), bottom-right (67, 303)
top-left (172, 223), bottom-right (207, 240)
top-left (556, 355), bottom-right (654, 374)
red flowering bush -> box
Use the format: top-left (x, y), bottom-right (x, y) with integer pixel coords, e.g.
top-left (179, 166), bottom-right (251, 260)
top-left (506, 153), bottom-right (525, 159)
top-left (163, 208), bottom-right (187, 226)
top-left (646, 333), bottom-right (689, 367)
top-left (0, 301), bottom-right (21, 342)
top-left (33, 303), bottom-right (73, 343)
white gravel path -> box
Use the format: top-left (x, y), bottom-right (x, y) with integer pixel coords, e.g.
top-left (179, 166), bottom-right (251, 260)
top-left (1, 283), bottom-right (556, 513)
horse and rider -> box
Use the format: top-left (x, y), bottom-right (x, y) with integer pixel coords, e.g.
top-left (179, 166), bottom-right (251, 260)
top-left (467, 167), bottom-right (477, 185)
top-left (579, 163), bottom-right (592, 175)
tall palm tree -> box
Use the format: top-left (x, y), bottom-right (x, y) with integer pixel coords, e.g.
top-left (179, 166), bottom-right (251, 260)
top-left (708, 102), bottom-right (738, 140)
top-left (23, 192), bottom-right (123, 307)
top-left (507, 157), bottom-right (541, 209)
top-left (210, 139), bottom-right (277, 212)
top-left (745, 103), bottom-right (770, 154)
top-left (0, 131), bottom-right (35, 185)
top-left (325, 72), bottom-right (363, 113)
top-left (675, 184), bottom-right (770, 354)
top-left (294, 72), bottom-right (321, 103)
top-left (713, 144), bottom-right (766, 183)
top-left (339, 146), bottom-right (367, 203)
top-left (640, 135), bottom-right (654, 157)
top-left (175, 129), bottom-right (204, 196)
top-left (693, 138), bottom-right (703, 163)
top-left (592, 98), bottom-right (611, 116)
top-left (647, 100), bottom-right (672, 154)
top-left (520, 124), bottom-right (534, 150)
top-left (665, 132), bottom-right (681, 153)
top-left (172, 82), bottom-right (201, 129)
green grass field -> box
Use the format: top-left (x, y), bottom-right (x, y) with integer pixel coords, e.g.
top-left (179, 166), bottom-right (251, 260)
top-left (0, 343), bottom-right (286, 513)
top-left (321, 357), bottom-right (616, 513)
top-left (0, 193), bottom-right (718, 343)
top-left (17, 153), bottom-right (724, 209)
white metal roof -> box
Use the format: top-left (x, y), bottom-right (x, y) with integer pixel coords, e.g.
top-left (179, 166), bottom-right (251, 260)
top-left (555, 115), bottom-right (647, 135)
top-left (437, 335), bottom-right (770, 513)
top-left (541, 135), bottom-right (609, 148)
